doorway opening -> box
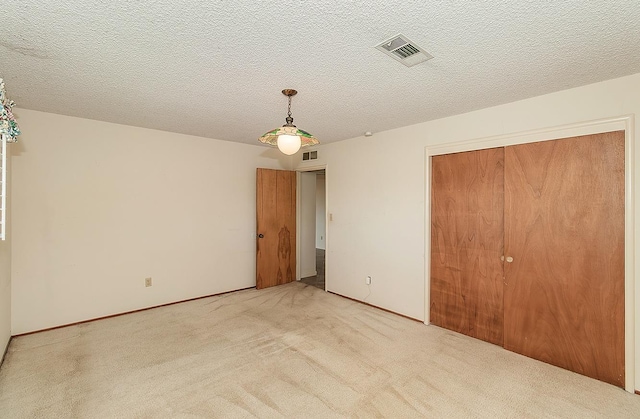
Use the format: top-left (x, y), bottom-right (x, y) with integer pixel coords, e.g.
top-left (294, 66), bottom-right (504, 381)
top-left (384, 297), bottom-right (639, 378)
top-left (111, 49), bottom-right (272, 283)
top-left (300, 248), bottom-right (325, 290)
top-left (297, 168), bottom-right (327, 291)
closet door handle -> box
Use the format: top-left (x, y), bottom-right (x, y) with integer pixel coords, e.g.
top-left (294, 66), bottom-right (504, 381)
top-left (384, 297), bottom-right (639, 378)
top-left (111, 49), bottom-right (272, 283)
top-left (506, 256), bottom-right (513, 263)
top-left (501, 256), bottom-right (505, 261)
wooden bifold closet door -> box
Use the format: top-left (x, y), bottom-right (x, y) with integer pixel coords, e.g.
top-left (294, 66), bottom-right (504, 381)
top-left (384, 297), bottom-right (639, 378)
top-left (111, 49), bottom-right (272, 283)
top-left (430, 148), bottom-right (505, 346)
top-left (430, 131), bottom-right (625, 388)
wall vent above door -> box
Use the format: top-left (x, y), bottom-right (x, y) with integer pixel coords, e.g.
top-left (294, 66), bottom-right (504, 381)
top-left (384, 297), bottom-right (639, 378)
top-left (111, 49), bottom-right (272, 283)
top-left (302, 151), bottom-right (317, 161)
top-left (375, 34), bottom-right (433, 67)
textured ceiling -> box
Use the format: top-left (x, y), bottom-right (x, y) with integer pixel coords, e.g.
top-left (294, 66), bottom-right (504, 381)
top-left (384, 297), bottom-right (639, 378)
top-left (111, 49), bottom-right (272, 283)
top-left (2, 1), bottom-right (640, 146)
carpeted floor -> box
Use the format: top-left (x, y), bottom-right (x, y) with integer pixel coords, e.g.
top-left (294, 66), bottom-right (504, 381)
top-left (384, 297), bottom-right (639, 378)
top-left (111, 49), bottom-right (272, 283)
top-left (1, 282), bottom-right (639, 418)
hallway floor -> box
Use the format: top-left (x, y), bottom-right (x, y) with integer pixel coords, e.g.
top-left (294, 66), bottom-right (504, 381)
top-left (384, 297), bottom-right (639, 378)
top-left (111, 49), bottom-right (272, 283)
top-left (300, 248), bottom-right (325, 290)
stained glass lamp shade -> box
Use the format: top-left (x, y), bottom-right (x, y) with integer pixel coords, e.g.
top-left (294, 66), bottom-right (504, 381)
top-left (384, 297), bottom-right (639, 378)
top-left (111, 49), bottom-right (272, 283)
top-left (258, 89), bottom-right (319, 155)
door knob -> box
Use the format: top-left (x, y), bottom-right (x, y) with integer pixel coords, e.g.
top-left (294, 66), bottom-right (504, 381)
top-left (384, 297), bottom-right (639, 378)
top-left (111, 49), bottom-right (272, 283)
top-left (500, 256), bottom-right (505, 261)
top-left (258, 233), bottom-right (264, 238)
top-left (506, 256), bottom-right (513, 263)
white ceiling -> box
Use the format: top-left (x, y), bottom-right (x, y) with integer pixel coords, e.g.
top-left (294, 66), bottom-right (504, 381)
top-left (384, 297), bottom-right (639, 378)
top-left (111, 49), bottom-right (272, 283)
top-left (2, 1), bottom-right (639, 146)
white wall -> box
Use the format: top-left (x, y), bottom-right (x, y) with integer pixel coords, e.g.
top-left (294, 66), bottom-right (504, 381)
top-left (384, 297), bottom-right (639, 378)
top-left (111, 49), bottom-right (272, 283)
top-left (11, 109), bottom-right (290, 334)
top-left (315, 174), bottom-right (326, 250)
top-left (295, 72), bottom-right (640, 390)
top-left (300, 172), bottom-right (316, 278)
top-left (0, 145), bottom-right (11, 359)
top-left (0, 239), bottom-right (9, 359)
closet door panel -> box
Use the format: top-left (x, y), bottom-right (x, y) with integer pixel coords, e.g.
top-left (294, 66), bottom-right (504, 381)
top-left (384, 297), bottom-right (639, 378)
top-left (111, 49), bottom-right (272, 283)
top-left (503, 131), bottom-right (625, 387)
top-left (431, 148), bottom-right (505, 345)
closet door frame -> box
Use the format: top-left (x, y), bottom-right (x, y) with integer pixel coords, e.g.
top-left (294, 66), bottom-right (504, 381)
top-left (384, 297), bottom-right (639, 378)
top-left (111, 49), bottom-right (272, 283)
top-left (424, 115), bottom-right (635, 393)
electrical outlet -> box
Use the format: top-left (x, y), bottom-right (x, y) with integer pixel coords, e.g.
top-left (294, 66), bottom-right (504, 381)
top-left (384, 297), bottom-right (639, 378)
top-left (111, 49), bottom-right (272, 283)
top-left (145, 277), bottom-right (152, 287)
top-left (365, 276), bottom-right (372, 285)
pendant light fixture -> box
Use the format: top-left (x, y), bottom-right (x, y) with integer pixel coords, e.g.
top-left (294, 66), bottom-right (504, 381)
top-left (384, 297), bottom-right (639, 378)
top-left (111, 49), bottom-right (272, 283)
top-left (258, 89), bottom-right (319, 155)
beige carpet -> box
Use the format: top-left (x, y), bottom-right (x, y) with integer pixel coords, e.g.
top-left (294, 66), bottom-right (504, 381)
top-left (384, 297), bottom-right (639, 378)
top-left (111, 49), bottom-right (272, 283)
top-left (1, 282), bottom-right (639, 418)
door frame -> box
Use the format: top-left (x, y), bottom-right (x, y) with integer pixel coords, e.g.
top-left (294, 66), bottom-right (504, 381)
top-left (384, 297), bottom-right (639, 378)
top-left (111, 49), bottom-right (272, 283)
top-left (296, 164), bottom-right (328, 291)
top-left (424, 115), bottom-right (635, 393)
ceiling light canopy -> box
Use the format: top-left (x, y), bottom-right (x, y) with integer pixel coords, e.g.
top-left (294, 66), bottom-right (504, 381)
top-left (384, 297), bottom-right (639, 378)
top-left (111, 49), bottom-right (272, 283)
top-left (258, 89), bottom-right (319, 155)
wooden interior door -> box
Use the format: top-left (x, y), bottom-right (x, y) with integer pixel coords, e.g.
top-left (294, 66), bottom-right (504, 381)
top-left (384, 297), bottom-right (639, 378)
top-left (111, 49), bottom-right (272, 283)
top-left (256, 168), bottom-right (297, 289)
top-left (430, 148), bottom-right (505, 345)
top-left (503, 131), bottom-right (625, 387)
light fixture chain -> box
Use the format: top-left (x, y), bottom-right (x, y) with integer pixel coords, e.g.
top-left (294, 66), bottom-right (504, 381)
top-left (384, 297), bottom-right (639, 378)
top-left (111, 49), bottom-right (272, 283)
top-left (284, 94), bottom-right (294, 126)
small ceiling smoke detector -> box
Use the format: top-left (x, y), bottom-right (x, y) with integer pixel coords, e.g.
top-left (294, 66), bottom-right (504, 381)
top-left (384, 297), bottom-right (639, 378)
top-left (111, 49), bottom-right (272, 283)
top-left (375, 34), bottom-right (433, 67)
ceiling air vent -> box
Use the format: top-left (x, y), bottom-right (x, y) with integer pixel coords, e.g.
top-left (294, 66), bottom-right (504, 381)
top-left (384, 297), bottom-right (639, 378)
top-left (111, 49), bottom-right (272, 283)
top-left (375, 34), bottom-right (433, 67)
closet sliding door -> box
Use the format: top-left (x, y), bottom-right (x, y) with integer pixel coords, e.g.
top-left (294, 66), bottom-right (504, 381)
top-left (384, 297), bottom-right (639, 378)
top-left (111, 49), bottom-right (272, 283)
top-left (430, 131), bottom-right (625, 388)
top-left (430, 148), bottom-right (505, 346)
top-left (503, 131), bottom-right (625, 387)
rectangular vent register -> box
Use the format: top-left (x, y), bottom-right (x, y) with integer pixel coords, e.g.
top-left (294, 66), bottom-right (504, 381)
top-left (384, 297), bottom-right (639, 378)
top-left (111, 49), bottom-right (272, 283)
top-left (375, 34), bottom-right (434, 67)
top-left (302, 151), bottom-right (318, 161)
